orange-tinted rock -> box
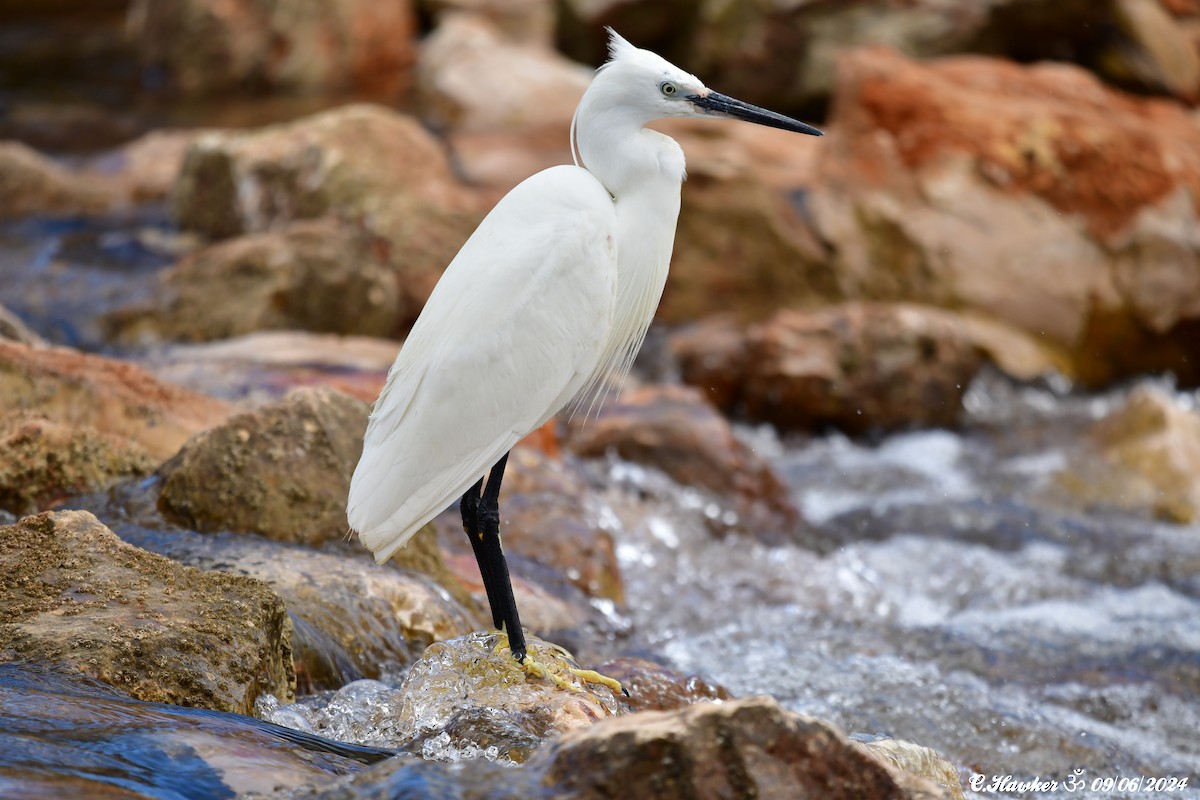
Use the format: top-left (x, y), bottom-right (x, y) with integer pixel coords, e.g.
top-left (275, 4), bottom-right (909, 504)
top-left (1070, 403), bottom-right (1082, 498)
top-left (675, 304), bottom-right (983, 434)
top-left (811, 47), bottom-right (1200, 386)
top-left (127, 0), bottom-right (418, 96)
top-left (0, 141), bottom-right (115, 219)
top-left (0, 340), bottom-right (231, 460)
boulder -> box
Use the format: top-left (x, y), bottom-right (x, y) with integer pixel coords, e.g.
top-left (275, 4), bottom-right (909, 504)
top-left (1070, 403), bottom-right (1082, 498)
top-left (565, 384), bottom-right (799, 539)
top-left (0, 340), bottom-right (231, 460)
top-left (531, 696), bottom-right (956, 799)
top-left (170, 104), bottom-right (483, 325)
top-left (388, 631), bottom-right (627, 763)
top-left (0, 141), bottom-right (116, 219)
top-left (417, 14), bottom-right (591, 134)
top-left (127, 0), bottom-right (418, 95)
top-left (0, 510), bottom-right (295, 714)
top-left (673, 304), bottom-right (984, 434)
top-left (422, 0), bottom-right (556, 45)
top-left (157, 386), bottom-right (369, 546)
top-left (810, 47), bottom-right (1200, 386)
top-left (107, 218), bottom-right (404, 343)
top-left (1062, 384), bottom-right (1200, 522)
top-left (0, 413), bottom-right (154, 516)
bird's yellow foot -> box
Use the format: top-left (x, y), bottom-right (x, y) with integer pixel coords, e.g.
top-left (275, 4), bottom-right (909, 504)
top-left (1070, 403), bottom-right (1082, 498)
top-left (492, 631), bottom-right (627, 696)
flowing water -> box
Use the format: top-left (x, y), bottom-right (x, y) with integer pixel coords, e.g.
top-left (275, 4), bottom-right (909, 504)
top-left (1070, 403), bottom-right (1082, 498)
top-left (3, 209), bottom-right (1199, 799)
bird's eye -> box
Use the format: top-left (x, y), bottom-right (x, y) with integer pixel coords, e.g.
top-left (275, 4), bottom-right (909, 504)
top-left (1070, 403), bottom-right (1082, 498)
top-left (660, 82), bottom-right (678, 97)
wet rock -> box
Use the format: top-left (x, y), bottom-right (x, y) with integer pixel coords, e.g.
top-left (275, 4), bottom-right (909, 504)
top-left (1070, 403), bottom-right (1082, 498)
top-left (532, 696), bottom-right (954, 799)
top-left (0, 510), bottom-right (295, 713)
top-left (107, 218), bottom-right (403, 343)
top-left (1063, 385), bottom-right (1200, 522)
top-left (0, 663), bottom-right (386, 800)
top-left (388, 631), bottom-right (626, 763)
top-left (157, 386), bottom-right (368, 546)
top-left (124, 528), bottom-right (477, 694)
top-left (0, 413), bottom-right (154, 516)
top-left (171, 104), bottom-right (482, 326)
top-left (811, 47), bottom-right (1200, 386)
top-left (565, 384), bottom-right (798, 539)
top-left (128, 0), bottom-right (418, 96)
top-left (0, 302), bottom-right (44, 345)
top-left (594, 657), bottom-right (732, 713)
top-left (858, 737), bottom-right (967, 800)
top-left (0, 340), bottom-right (231, 460)
top-left (418, 14), bottom-right (590, 134)
top-left (0, 141), bottom-right (116, 218)
top-left (674, 304), bottom-right (983, 434)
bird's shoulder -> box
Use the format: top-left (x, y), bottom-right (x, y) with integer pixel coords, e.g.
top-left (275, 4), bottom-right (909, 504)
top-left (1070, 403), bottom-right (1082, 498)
top-left (492, 164), bottom-right (614, 220)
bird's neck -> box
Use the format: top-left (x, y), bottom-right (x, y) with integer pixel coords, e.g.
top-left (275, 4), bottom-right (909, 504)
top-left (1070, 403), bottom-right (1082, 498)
top-left (574, 104), bottom-right (687, 201)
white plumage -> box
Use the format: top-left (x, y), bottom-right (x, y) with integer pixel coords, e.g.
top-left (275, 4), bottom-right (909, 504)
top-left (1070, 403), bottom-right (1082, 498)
top-left (347, 29), bottom-right (820, 572)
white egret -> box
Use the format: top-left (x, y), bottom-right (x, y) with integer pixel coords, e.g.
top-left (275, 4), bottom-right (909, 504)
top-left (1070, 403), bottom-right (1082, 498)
top-left (348, 29), bottom-right (821, 685)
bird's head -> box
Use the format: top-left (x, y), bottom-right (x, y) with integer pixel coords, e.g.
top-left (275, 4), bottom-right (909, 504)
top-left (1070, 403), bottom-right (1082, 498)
top-left (592, 28), bottom-right (822, 137)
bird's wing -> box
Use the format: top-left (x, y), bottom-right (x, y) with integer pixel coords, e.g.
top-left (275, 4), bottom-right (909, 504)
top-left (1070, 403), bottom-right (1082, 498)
top-left (347, 165), bottom-right (617, 562)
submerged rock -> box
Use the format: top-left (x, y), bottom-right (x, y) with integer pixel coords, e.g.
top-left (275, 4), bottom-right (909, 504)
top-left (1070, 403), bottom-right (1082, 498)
top-left (386, 631), bottom-right (627, 763)
top-left (157, 386), bottom-right (369, 546)
top-left (0, 510), bottom-right (295, 713)
top-left (674, 304), bottom-right (983, 434)
top-left (0, 340), bottom-right (231, 461)
top-left (0, 663), bottom-right (387, 799)
top-left (565, 384), bottom-right (799, 540)
top-left (0, 413), bottom-right (154, 516)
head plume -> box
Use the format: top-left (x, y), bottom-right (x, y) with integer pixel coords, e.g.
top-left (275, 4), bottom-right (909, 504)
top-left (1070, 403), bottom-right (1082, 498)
top-left (605, 27), bottom-right (638, 64)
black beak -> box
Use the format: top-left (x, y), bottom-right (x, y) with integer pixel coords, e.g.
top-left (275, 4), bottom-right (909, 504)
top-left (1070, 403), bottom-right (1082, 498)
top-left (687, 91), bottom-right (823, 136)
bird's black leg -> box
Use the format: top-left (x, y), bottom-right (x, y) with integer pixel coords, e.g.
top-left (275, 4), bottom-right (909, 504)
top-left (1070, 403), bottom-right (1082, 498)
top-left (460, 476), bottom-right (503, 633)
top-left (475, 452), bottom-right (528, 662)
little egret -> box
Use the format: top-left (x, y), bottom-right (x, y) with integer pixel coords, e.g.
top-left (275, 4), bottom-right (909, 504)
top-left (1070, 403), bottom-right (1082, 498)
top-left (348, 29), bottom-right (821, 686)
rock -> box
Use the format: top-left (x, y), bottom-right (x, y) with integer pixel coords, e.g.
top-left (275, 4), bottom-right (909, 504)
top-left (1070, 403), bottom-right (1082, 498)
top-left (0, 510), bottom-right (295, 713)
top-left (1, 663), bottom-right (384, 800)
top-left (138, 330), bottom-right (400, 404)
top-left (1109, 0), bottom-right (1200, 101)
top-left (417, 14), bottom-right (591, 134)
top-left (122, 527), bottom-right (477, 694)
top-left (810, 47), bottom-right (1200, 386)
top-left (157, 386), bottom-right (369, 546)
top-left (1063, 384), bottom-right (1200, 522)
top-left (388, 631), bottom-right (627, 763)
top-left (422, 0), bottom-right (556, 45)
top-left (107, 218), bottom-right (404, 343)
top-left (565, 384), bottom-right (798, 539)
top-left (531, 696), bottom-right (954, 799)
top-left (0, 141), bottom-right (116, 219)
top-left (0, 413), bottom-right (154, 516)
top-left (127, 0), bottom-right (418, 96)
top-left (593, 657), bottom-right (732, 713)
top-left (0, 303), bottom-right (44, 345)
top-left (674, 304), bottom-right (984, 434)
top-left (0, 340), bottom-right (231, 460)
top-left (858, 737), bottom-right (967, 800)
top-left (85, 129), bottom-right (212, 203)
top-left (171, 104), bottom-right (482, 324)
